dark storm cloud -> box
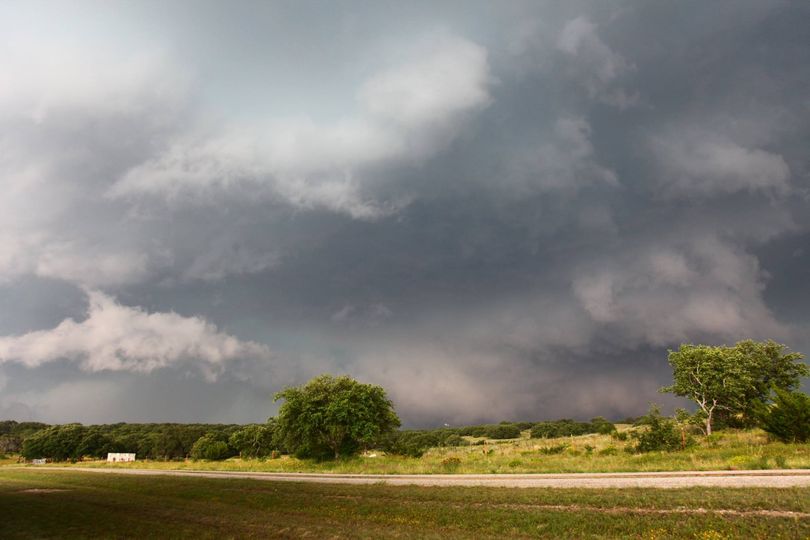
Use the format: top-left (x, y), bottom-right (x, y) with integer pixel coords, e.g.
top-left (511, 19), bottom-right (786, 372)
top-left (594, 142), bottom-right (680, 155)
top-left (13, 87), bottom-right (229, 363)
top-left (1, 0), bottom-right (809, 426)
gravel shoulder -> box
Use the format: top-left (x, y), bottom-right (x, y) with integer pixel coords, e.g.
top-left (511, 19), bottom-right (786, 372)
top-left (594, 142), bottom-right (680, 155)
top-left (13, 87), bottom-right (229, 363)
top-left (16, 467), bottom-right (810, 488)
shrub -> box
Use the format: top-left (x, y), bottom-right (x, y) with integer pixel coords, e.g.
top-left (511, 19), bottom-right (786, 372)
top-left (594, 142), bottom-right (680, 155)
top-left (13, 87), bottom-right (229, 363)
top-left (486, 424), bottom-right (521, 439)
top-left (530, 419), bottom-right (612, 438)
top-left (590, 417), bottom-right (616, 434)
top-left (612, 431), bottom-right (628, 441)
top-left (379, 431), bottom-right (441, 457)
top-left (539, 444), bottom-right (567, 455)
top-left (442, 434), bottom-right (469, 447)
top-left (190, 434), bottom-right (232, 461)
top-left (456, 425), bottom-right (488, 437)
top-left (441, 456), bottom-right (461, 469)
top-left (598, 446), bottom-right (619, 456)
top-left (754, 389), bottom-right (810, 443)
top-left (633, 405), bottom-right (688, 453)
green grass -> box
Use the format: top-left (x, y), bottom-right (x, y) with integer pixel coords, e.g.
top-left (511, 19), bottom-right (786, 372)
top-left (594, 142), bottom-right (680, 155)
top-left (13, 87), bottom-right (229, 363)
top-left (17, 428), bottom-right (809, 475)
top-left (1, 469), bottom-right (808, 539)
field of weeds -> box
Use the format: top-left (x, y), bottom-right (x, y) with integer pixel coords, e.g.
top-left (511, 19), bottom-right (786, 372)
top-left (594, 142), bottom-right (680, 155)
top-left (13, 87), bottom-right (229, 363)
top-left (1, 469), bottom-right (808, 539)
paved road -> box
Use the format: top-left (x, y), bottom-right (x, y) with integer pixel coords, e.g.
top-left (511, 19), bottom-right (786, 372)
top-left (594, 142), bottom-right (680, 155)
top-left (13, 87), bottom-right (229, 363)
top-left (19, 467), bottom-right (810, 489)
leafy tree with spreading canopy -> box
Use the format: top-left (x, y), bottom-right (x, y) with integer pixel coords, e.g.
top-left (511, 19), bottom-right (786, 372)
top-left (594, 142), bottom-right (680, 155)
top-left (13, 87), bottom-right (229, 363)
top-left (190, 433), bottom-right (232, 461)
top-left (661, 340), bottom-right (807, 435)
top-left (228, 421), bottom-right (279, 458)
top-left (274, 374), bottom-right (400, 459)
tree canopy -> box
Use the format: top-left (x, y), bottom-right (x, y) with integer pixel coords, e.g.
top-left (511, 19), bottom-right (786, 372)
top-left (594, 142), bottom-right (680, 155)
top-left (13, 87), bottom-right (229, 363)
top-left (661, 340), bottom-right (807, 434)
top-left (274, 374), bottom-right (400, 459)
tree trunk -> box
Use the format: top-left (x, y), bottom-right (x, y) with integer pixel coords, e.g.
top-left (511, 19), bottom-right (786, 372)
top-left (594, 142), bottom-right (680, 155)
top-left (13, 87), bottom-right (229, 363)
top-left (705, 411), bottom-right (712, 436)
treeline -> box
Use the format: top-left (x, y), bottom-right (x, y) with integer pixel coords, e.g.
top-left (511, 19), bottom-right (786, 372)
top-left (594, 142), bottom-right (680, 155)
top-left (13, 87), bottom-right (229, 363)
top-left (5, 417), bottom-right (616, 462)
top-left (16, 422), bottom-right (256, 461)
top-left (380, 418), bottom-right (617, 457)
top-left (0, 421), bottom-right (49, 454)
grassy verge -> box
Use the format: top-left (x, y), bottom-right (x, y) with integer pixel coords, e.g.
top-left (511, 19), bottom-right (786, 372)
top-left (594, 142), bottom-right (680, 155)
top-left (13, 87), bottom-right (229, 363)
top-left (13, 429), bottom-right (809, 475)
top-left (1, 469), bottom-right (808, 539)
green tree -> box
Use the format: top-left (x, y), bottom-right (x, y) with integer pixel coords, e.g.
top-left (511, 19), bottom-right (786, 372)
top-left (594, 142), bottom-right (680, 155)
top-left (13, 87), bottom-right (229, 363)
top-left (21, 424), bottom-right (86, 461)
top-left (754, 389), bottom-right (810, 443)
top-left (190, 433), bottom-right (232, 461)
top-left (228, 421), bottom-right (278, 458)
top-left (731, 340), bottom-right (808, 424)
top-left (274, 374), bottom-right (400, 459)
top-left (0, 434), bottom-right (22, 454)
top-left (661, 341), bottom-right (807, 435)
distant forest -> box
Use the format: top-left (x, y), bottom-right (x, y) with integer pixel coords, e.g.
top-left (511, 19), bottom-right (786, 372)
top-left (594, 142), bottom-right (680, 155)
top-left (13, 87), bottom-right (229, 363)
top-left (0, 417), bottom-right (623, 462)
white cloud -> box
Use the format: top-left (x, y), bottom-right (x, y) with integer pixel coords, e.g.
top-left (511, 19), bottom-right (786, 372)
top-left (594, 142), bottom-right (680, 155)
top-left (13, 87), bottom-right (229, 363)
top-left (0, 34), bottom-right (491, 289)
top-left (0, 289), bottom-right (271, 380)
top-left (109, 35), bottom-right (492, 219)
top-left (650, 129), bottom-right (791, 198)
top-left (0, 42), bottom-right (190, 287)
top-left (360, 35), bottom-right (491, 130)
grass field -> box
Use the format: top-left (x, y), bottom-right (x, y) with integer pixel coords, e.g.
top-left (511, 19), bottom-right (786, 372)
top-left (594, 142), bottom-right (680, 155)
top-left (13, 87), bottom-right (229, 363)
top-left (1, 469), bottom-right (809, 539)
top-left (17, 428), bottom-right (810, 475)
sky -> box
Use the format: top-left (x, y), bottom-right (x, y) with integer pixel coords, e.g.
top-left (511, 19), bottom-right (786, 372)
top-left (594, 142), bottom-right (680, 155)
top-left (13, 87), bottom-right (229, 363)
top-left (0, 0), bottom-right (809, 427)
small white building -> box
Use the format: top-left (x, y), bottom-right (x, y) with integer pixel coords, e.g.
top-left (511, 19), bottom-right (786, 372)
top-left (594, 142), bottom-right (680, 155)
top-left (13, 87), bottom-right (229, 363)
top-left (106, 453), bottom-right (136, 463)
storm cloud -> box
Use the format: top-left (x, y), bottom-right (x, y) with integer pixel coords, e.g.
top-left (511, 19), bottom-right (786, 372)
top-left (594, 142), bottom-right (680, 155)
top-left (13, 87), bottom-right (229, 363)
top-left (1, 0), bottom-right (809, 426)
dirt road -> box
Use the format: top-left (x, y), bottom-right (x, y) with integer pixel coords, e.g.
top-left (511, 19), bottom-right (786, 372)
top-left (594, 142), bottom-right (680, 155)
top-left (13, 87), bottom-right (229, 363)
top-left (23, 467), bottom-right (810, 488)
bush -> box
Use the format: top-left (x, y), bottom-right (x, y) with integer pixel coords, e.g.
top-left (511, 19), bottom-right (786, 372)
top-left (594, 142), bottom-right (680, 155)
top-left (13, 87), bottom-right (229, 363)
top-left (486, 424), bottom-right (521, 439)
top-left (442, 434), bottom-right (469, 447)
top-left (755, 389), bottom-right (810, 443)
top-left (590, 417), bottom-right (616, 435)
top-left (190, 434), bottom-right (232, 461)
top-left (379, 431), bottom-right (441, 457)
top-left (633, 405), bottom-right (688, 453)
top-left (456, 425), bottom-right (488, 437)
top-left (441, 456), bottom-right (461, 469)
top-left (539, 444), bottom-right (567, 455)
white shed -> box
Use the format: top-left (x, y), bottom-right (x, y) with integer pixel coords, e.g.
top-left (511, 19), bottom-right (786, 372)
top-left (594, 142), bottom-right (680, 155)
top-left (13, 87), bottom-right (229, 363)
top-left (106, 452), bottom-right (136, 463)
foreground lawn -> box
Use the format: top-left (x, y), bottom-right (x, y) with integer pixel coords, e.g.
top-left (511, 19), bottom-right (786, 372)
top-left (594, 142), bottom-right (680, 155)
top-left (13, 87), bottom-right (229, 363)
top-left (21, 429), bottom-right (810, 475)
top-left (1, 469), bottom-right (808, 539)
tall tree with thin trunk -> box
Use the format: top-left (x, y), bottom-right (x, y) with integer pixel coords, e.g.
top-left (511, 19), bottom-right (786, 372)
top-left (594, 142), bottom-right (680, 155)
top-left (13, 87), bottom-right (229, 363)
top-left (661, 341), bottom-right (807, 435)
